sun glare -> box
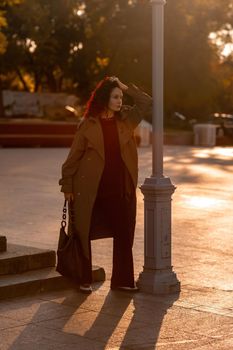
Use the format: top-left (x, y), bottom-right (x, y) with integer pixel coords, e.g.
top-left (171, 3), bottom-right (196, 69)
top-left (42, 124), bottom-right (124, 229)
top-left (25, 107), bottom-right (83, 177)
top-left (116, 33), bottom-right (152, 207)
top-left (182, 195), bottom-right (226, 209)
top-left (194, 148), bottom-right (233, 160)
top-left (74, 3), bottom-right (86, 17)
top-left (222, 43), bottom-right (233, 57)
top-left (209, 24), bottom-right (233, 59)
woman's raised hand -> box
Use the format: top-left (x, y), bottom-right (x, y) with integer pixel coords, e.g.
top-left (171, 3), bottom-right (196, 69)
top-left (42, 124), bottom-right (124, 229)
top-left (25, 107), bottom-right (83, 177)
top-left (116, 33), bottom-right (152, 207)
top-left (110, 77), bottom-right (128, 91)
top-left (64, 192), bottom-right (74, 202)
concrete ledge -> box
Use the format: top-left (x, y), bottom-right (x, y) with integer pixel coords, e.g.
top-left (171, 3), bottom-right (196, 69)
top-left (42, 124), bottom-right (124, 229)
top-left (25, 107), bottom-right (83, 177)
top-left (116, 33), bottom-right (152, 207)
top-left (0, 134), bottom-right (74, 147)
top-left (0, 121), bottom-right (76, 147)
top-left (0, 244), bottom-right (56, 275)
top-left (1, 121), bottom-right (232, 147)
top-left (0, 266), bottom-right (105, 300)
top-left (0, 236), bottom-right (7, 252)
top-left (0, 119), bottom-right (233, 147)
top-left (0, 121), bottom-right (195, 147)
top-left (164, 132), bottom-right (194, 146)
top-left (216, 135), bottom-right (233, 146)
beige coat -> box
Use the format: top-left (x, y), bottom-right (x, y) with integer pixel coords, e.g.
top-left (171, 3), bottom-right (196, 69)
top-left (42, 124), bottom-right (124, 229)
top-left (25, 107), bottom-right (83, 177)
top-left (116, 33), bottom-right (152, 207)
top-left (59, 84), bottom-right (152, 258)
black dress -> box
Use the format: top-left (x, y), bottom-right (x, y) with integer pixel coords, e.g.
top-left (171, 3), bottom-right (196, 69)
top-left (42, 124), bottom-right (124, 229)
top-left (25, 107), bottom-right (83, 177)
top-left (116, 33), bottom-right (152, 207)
top-left (82, 116), bottom-right (136, 288)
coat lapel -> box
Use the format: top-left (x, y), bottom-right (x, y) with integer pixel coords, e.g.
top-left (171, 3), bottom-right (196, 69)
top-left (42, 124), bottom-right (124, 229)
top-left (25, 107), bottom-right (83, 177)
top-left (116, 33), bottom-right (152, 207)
top-left (84, 118), bottom-right (105, 160)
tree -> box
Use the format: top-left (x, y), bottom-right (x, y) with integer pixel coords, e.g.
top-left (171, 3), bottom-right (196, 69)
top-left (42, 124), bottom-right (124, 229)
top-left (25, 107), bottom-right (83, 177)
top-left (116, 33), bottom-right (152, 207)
top-left (0, 0), bottom-right (151, 98)
top-left (0, 0), bottom-right (232, 120)
top-left (1, 0), bottom-right (85, 92)
top-left (0, 0), bottom-right (23, 115)
top-left (164, 0), bottom-right (233, 123)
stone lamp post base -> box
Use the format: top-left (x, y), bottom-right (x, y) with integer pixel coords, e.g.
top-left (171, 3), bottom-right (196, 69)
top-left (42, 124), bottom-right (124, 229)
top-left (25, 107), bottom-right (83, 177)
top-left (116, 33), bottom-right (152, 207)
top-left (138, 268), bottom-right (180, 294)
top-left (138, 177), bottom-right (181, 294)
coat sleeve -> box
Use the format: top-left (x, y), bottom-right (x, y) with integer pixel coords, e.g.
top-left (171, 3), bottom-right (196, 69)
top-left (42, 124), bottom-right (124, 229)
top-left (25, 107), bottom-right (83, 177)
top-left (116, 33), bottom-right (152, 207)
top-left (59, 120), bottom-right (86, 193)
top-left (122, 83), bottom-right (152, 129)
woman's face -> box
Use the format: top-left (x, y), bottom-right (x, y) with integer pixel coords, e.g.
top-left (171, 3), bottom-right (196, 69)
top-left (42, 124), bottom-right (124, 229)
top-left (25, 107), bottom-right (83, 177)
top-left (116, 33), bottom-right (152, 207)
top-left (108, 87), bottom-right (123, 112)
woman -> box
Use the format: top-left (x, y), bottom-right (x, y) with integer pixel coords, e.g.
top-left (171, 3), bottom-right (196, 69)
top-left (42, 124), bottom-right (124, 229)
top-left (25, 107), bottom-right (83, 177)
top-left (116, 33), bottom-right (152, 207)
top-left (59, 77), bottom-right (152, 293)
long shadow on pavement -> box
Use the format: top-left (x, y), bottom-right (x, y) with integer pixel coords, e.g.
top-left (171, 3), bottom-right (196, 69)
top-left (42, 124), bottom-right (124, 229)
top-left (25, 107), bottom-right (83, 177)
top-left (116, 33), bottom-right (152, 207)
top-left (83, 289), bottom-right (180, 349)
top-left (119, 291), bottom-right (180, 349)
top-left (6, 289), bottom-right (92, 350)
top-left (4, 286), bottom-right (179, 349)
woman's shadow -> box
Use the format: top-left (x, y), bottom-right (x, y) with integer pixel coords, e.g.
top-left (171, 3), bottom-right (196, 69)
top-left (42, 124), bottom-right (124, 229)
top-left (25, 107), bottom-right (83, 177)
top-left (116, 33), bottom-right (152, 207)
top-left (6, 283), bottom-right (91, 350)
top-left (7, 284), bottom-right (179, 349)
top-left (84, 288), bottom-right (180, 348)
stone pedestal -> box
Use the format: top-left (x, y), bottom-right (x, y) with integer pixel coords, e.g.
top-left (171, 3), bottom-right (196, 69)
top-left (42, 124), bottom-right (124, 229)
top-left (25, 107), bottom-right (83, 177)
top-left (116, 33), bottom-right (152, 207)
top-left (138, 177), bottom-right (180, 294)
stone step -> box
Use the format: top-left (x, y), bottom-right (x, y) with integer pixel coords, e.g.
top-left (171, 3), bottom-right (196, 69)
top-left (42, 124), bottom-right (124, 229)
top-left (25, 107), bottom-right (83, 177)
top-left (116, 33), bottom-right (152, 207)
top-left (0, 266), bottom-right (105, 300)
top-left (0, 244), bottom-right (56, 275)
top-left (0, 236), bottom-right (7, 252)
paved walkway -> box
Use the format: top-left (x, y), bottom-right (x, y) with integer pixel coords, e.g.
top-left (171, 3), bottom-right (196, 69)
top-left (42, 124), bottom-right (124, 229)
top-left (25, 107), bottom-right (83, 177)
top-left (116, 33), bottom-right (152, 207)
top-left (0, 146), bottom-right (233, 349)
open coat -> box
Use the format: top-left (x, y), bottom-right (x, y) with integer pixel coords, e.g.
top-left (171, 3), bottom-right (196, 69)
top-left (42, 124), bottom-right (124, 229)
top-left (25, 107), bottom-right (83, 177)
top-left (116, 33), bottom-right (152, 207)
top-left (59, 84), bottom-right (152, 258)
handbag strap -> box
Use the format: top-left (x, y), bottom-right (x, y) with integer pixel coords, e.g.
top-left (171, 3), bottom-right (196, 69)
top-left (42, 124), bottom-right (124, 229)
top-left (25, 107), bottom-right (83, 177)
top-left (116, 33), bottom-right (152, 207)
top-left (61, 199), bottom-right (76, 231)
top-left (61, 199), bottom-right (67, 228)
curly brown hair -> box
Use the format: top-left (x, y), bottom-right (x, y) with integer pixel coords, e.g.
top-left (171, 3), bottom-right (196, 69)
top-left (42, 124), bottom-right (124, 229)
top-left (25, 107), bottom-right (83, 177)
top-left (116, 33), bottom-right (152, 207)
top-left (84, 77), bottom-right (121, 118)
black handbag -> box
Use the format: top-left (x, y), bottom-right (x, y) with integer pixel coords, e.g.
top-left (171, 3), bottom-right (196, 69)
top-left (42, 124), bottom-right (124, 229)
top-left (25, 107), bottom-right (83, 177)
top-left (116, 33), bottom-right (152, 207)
top-left (56, 199), bottom-right (83, 283)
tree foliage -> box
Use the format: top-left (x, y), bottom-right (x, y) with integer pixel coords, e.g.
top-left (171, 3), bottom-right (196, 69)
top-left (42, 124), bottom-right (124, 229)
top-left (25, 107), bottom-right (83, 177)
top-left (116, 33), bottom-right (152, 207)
top-left (0, 0), bottom-right (232, 119)
top-left (0, 0), bottom-right (22, 53)
top-left (164, 0), bottom-right (233, 120)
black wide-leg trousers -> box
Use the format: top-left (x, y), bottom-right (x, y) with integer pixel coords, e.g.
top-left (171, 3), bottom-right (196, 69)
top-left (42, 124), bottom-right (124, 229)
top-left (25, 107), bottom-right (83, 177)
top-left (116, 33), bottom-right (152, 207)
top-left (81, 193), bottom-right (136, 287)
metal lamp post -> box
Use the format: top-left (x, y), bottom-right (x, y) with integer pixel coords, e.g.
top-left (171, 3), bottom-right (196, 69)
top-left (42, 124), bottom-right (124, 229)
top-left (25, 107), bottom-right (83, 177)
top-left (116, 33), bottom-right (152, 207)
top-left (138, 0), bottom-right (180, 294)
